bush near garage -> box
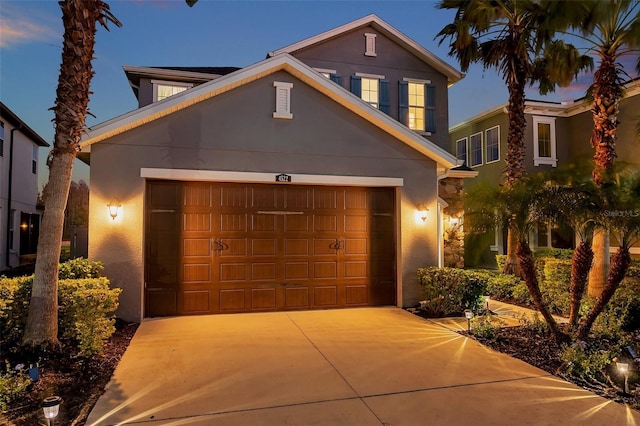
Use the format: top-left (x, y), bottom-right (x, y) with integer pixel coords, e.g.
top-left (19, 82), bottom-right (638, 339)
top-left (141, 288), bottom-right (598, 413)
top-left (417, 267), bottom-right (488, 316)
top-left (0, 259), bottom-right (120, 358)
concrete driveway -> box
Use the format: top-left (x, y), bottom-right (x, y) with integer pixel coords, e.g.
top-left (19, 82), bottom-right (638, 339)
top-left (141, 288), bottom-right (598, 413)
top-left (86, 308), bottom-right (639, 425)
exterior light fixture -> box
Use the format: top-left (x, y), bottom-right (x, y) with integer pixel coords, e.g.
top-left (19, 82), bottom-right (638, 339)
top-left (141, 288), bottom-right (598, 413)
top-left (107, 202), bottom-right (121, 220)
top-left (417, 206), bottom-right (429, 222)
top-left (464, 309), bottom-right (473, 333)
top-left (485, 295), bottom-right (490, 312)
top-left (42, 395), bottom-right (62, 425)
top-left (617, 361), bottom-right (630, 394)
top-left (449, 216), bottom-right (461, 227)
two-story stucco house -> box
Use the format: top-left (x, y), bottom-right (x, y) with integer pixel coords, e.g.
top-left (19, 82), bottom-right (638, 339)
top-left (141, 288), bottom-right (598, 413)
top-left (80, 15), bottom-right (474, 322)
top-left (449, 78), bottom-right (640, 267)
top-left (0, 102), bottom-right (50, 272)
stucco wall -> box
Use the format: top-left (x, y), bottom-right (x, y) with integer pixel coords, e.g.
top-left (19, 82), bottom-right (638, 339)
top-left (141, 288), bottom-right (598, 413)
top-left (89, 69), bottom-right (441, 321)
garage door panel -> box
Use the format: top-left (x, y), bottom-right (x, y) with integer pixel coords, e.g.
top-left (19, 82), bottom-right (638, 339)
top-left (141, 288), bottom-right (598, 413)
top-left (184, 213), bottom-right (211, 232)
top-left (147, 262), bottom-right (178, 286)
top-left (252, 239), bottom-right (277, 256)
top-left (251, 263), bottom-right (277, 280)
top-left (346, 285), bottom-right (368, 305)
top-left (285, 187), bottom-right (311, 209)
top-left (314, 261), bottom-right (337, 278)
top-left (184, 238), bottom-right (211, 257)
top-left (345, 215), bottom-right (368, 232)
top-left (252, 187), bottom-right (280, 209)
top-left (183, 290), bottom-right (210, 313)
top-left (284, 239), bottom-right (308, 256)
top-left (219, 238), bottom-right (247, 256)
top-left (184, 183), bottom-right (211, 208)
top-left (345, 261), bottom-right (367, 278)
top-left (314, 239), bottom-right (337, 255)
top-left (220, 186), bottom-right (247, 207)
top-left (251, 288), bottom-right (277, 309)
top-left (183, 263), bottom-right (210, 283)
top-left (313, 189), bottom-right (337, 209)
top-left (314, 215), bottom-right (337, 232)
top-left (219, 214), bottom-right (247, 232)
top-left (252, 214), bottom-right (277, 232)
top-left (284, 262), bottom-right (309, 279)
top-left (147, 290), bottom-right (177, 316)
top-left (345, 239), bottom-right (367, 254)
top-left (344, 189), bottom-right (368, 209)
top-left (314, 286), bottom-right (337, 306)
top-left (284, 215), bottom-right (309, 232)
top-left (285, 287), bottom-right (309, 308)
top-left (220, 289), bottom-right (246, 311)
top-left (220, 263), bottom-right (247, 281)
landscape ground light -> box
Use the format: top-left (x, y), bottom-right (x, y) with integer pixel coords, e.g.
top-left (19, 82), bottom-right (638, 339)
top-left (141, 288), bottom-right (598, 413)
top-left (464, 309), bottom-right (473, 333)
top-left (617, 361), bottom-right (630, 394)
top-left (42, 396), bottom-right (61, 425)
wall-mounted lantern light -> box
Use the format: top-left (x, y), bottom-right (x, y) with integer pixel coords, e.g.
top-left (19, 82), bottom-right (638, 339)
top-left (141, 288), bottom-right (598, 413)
top-left (417, 205), bottom-right (429, 222)
top-left (107, 202), bottom-right (121, 220)
top-left (449, 216), bottom-right (462, 227)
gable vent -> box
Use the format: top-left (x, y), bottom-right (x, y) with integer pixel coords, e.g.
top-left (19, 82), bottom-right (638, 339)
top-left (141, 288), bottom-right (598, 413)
top-left (365, 33), bottom-right (377, 57)
top-left (273, 81), bottom-right (293, 119)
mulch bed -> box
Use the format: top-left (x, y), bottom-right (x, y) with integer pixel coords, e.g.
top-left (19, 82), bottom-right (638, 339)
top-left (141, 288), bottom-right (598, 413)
top-left (2, 321), bottom-right (138, 426)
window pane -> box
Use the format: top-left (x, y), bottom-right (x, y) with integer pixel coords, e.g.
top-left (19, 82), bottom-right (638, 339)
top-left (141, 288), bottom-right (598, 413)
top-left (485, 127), bottom-right (499, 162)
top-left (157, 85), bottom-right (188, 101)
top-left (470, 133), bottom-right (482, 166)
top-left (456, 138), bottom-right (467, 164)
top-left (407, 82), bottom-right (425, 130)
top-left (361, 78), bottom-right (379, 108)
top-left (537, 123), bottom-right (551, 157)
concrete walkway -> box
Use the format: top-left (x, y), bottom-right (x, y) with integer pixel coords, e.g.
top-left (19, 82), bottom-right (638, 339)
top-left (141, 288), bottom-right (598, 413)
top-left (87, 307), bottom-right (638, 425)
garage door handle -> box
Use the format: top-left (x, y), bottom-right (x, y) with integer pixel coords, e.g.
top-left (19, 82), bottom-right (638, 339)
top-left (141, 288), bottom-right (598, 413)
top-left (331, 239), bottom-right (345, 250)
top-left (211, 238), bottom-right (225, 253)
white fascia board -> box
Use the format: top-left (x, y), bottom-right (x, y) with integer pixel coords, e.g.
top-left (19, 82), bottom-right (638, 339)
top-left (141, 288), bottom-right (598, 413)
top-left (141, 168), bottom-right (404, 187)
top-left (268, 14), bottom-right (464, 86)
top-left (82, 53), bottom-right (458, 170)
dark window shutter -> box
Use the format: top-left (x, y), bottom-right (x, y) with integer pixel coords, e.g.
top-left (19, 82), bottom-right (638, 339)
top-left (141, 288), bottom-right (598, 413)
top-left (330, 73), bottom-right (342, 85)
top-left (379, 80), bottom-right (390, 115)
top-left (350, 76), bottom-right (362, 96)
top-left (398, 81), bottom-right (409, 126)
top-left (426, 84), bottom-right (436, 132)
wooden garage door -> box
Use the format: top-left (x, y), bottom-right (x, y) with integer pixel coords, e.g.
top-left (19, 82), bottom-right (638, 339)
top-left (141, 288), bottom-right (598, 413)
top-left (145, 181), bottom-right (395, 316)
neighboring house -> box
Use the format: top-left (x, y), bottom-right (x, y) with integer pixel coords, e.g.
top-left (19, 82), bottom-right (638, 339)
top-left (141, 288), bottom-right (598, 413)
top-left (80, 15), bottom-right (474, 322)
top-left (450, 78), bottom-right (640, 267)
top-left (0, 102), bottom-right (50, 272)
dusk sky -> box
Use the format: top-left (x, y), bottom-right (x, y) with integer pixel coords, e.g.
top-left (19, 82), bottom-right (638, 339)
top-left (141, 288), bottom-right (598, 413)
top-left (1, 0), bottom-right (637, 188)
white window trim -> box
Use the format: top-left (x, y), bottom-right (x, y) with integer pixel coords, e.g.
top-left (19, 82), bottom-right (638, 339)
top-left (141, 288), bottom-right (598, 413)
top-left (535, 223), bottom-right (552, 248)
top-left (469, 131), bottom-right (483, 167)
top-left (151, 80), bottom-right (193, 102)
top-left (455, 137), bottom-right (468, 163)
top-left (314, 68), bottom-right (337, 76)
top-left (533, 116), bottom-right (557, 167)
top-left (490, 226), bottom-right (501, 252)
top-left (402, 77), bottom-right (432, 85)
top-left (364, 33), bottom-right (377, 57)
top-left (485, 125), bottom-right (500, 164)
top-left (355, 72), bottom-right (385, 80)
top-left (273, 81), bottom-right (293, 119)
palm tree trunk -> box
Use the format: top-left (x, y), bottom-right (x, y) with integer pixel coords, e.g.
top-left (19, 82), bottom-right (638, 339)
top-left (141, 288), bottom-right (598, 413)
top-left (22, 0), bottom-right (109, 347)
top-left (502, 220), bottom-right (520, 276)
top-left (516, 240), bottom-right (566, 342)
top-left (568, 240), bottom-right (593, 328)
top-left (577, 246), bottom-right (632, 340)
top-left (588, 229), bottom-right (609, 298)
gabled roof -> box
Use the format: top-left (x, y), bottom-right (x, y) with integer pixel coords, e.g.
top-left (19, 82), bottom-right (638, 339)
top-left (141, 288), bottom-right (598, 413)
top-left (123, 65), bottom-right (240, 99)
top-left (81, 54), bottom-right (458, 171)
top-left (450, 78), bottom-right (640, 130)
top-left (267, 14), bottom-right (464, 87)
top-left (0, 102), bottom-right (50, 147)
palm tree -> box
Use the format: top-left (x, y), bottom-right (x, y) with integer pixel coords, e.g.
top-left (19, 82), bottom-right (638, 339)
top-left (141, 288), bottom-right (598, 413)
top-left (575, 0), bottom-right (640, 297)
top-left (465, 176), bottom-right (566, 342)
top-left (22, 0), bottom-right (121, 347)
top-left (577, 167), bottom-right (640, 339)
top-left (436, 0), bottom-right (592, 276)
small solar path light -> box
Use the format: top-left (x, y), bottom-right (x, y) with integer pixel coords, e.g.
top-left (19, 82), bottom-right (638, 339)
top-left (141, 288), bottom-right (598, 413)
top-left (617, 361), bottom-right (630, 395)
top-left (42, 396), bottom-right (62, 426)
top-left (464, 309), bottom-right (473, 333)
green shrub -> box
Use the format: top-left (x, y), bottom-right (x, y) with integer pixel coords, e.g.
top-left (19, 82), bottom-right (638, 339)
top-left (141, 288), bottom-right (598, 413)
top-left (486, 273), bottom-right (523, 300)
top-left (58, 257), bottom-right (103, 279)
top-left (561, 343), bottom-right (614, 381)
top-left (495, 255), bottom-right (506, 271)
top-left (0, 265), bottom-right (120, 357)
top-left (533, 248), bottom-right (573, 260)
top-left (516, 312), bottom-right (550, 336)
top-left (512, 282), bottom-right (533, 305)
top-left (417, 267), bottom-right (488, 316)
top-left (0, 362), bottom-right (31, 411)
top-left (471, 313), bottom-right (504, 339)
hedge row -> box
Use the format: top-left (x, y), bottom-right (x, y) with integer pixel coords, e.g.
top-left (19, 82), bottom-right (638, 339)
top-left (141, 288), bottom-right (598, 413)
top-left (417, 267), bottom-right (488, 316)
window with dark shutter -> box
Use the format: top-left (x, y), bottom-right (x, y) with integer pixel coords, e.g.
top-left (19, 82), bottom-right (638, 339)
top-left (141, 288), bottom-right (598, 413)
top-left (379, 80), bottom-right (390, 115)
top-left (426, 84), bottom-right (436, 133)
top-left (398, 81), bottom-right (408, 126)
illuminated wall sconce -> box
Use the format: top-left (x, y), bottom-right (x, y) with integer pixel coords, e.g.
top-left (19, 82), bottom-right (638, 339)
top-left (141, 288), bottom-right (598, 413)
top-left (449, 216), bottom-right (462, 227)
top-left (417, 206), bottom-right (429, 222)
top-left (107, 202), bottom-right (121, 220)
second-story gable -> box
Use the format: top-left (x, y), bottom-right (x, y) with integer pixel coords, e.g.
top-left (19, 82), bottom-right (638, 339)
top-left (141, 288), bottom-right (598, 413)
top-left (268, 14), bottom-right (464, 152)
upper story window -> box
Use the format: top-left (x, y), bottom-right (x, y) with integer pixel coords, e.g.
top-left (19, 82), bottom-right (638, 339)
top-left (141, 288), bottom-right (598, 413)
top-left (32, 146), bottom-right (38, 174)
top-left (533, 116), bottom-right (557, 167)
top-left (273, 81), bottom-right (293, 119)
top-left (469, 132), bottom-right (483, 167)
top-left (455, 137), bottom-right (468, 165)
top-left (351, 73), bottom-right (389, 114)
top-left (315, 68), bottom-right (341, 84)
top-left (0, 121), bottom-right (4, 157)
top-left (152, 80), bottom-right (193, 102)
top-left (399, 80), bottom-right (435, 133)
top-left (485, 125), bottom-right (500, 163)
top-left (364, 33), bottom-right (377, 57)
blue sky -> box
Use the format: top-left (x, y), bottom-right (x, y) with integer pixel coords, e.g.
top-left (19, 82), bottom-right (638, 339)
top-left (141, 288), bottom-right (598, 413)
top-left (1, 0), bottom-right (637, 189)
